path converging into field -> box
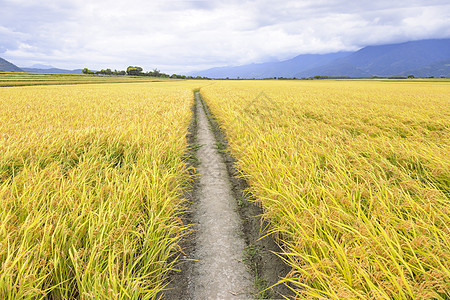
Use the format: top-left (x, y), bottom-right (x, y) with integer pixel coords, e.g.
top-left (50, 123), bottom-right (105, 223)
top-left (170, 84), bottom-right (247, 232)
top-left (187, 92), bottom-right (253, 299)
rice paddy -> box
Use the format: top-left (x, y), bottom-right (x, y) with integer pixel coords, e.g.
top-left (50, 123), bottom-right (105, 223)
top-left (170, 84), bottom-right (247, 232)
top-left (0, 72), bottom-right (169, 87)
top-left (1, 74), bottom-right (449, 299)
top-left (0, 81), bottom-right (198, 298)
top-left (200, 79), bottom-right (450, 299)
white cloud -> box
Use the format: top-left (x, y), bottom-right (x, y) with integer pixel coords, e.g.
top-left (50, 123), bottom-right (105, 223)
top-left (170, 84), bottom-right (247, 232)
top-left (0, 0), bottom-right (449, 73)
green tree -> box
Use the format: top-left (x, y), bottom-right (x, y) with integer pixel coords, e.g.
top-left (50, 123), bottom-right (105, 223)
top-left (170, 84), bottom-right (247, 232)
top-left (126, 66), bottom-right (143, 76)
top-left (82, 68), bottom-right (93, 75)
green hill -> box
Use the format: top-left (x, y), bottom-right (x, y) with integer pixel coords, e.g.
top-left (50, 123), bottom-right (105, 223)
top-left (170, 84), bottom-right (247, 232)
top-left (0, 57), bottom-right (24, 72)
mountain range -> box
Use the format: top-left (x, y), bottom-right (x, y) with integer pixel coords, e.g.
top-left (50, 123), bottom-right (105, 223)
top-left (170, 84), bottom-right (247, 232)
top-left (0, 59), bottom-right (83, 74)
top-left (0, 57), bottom-right (23, 72)
top-left (1, 38), bottom-right (450, 77)
top-left (20, 67), bottom-right (83, 74)
top-left (190, 38), bottom-right (450, 78)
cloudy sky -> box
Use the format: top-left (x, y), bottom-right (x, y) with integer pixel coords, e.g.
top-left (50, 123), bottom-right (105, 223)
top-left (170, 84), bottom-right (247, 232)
top-left (1, 0), bottom-right (449, 73)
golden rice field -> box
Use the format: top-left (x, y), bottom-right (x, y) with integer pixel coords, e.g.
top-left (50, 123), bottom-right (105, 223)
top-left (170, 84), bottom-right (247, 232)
top-left (200, 79), bottom-right (450, 299)
top-left (1, 75), bottom-right (449, 299)
top-left (0, 72), bottom-right (166, 87)
top-left (0, 81), bottom-right (198, 299)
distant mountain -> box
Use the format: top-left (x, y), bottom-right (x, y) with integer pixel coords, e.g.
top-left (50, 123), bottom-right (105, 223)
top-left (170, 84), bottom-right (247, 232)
top-left (21, 67), bottom-right (84, 74)
top-left (191, 38), bottom-right (450, 78)
top-left (0, 57), bottom-right (23, 72)
top-left (28, 63), bottom-right (55, 69)
top-left (190, 52), bottom-right (352, 79)
top-left (397, 59), bottom-right (450, 78)
top-left (296, 39), bottom-right (450, 78)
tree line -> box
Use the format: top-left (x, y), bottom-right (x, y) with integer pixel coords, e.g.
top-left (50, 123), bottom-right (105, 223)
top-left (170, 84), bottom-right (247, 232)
top-left (82, 66), bottom-right (210, 80)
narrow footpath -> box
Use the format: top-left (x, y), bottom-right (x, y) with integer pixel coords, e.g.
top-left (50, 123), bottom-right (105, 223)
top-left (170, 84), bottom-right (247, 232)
top-left (187, 92), bottom-right (253, 299)
top-left (164, 91), bottom-right (292, 299)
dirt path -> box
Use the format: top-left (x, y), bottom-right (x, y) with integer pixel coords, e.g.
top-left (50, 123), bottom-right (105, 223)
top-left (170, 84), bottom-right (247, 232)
top-left (164, 91), bottom-right (293, 300)
top-left (186, 91), bottom-right (253, 299)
